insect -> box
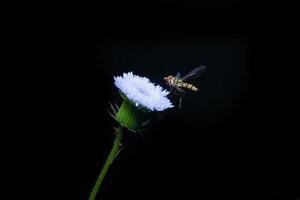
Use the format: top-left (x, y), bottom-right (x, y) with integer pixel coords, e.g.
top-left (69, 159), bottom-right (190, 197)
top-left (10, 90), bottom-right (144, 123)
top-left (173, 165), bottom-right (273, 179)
top-left (163, 66), bottom-right (207, 108)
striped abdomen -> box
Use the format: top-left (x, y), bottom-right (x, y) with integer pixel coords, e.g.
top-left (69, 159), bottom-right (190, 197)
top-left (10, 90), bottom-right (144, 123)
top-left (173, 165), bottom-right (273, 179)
top-left (177, 81), bottom-right (198, 91)
top-left (169, 77), bottom-right (198, 91)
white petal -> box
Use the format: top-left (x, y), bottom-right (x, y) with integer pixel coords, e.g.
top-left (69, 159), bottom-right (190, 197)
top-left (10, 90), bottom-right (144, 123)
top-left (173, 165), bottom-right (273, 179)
top-left (114, 72), bottom-right (173, 111)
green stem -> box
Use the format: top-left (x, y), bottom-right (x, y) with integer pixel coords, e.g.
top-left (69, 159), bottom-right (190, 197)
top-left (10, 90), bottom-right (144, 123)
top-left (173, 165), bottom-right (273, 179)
top-left (88, 127), bottom-right (123, 200)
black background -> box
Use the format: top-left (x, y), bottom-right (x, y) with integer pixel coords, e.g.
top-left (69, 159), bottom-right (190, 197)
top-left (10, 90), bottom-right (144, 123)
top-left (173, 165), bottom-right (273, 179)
top-left (28, 0), bottom-right (299, 199)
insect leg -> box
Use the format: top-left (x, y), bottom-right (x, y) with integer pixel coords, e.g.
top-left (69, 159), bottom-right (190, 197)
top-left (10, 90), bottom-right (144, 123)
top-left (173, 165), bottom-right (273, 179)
top-left (169, 85), bottom-right (175, 94)
top-left (174, 87), bottom-right (182, 95)
top-left (179, 96), bottom-right (183, 109)
top-left (177, 87), bottom-right (185, 109)
top-left (174, 87), bottom-right (178, 95)
top-left (176, 87), bottom-right (185, 94)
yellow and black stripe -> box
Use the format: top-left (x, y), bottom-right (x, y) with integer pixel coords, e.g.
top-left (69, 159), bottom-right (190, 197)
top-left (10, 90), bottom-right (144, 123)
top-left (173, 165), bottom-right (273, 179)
top-left (177, 82), bottom-right (198, 91)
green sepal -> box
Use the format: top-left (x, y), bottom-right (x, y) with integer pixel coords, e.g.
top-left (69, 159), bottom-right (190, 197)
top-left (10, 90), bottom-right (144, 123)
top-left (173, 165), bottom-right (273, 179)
top-left (116, 91), bottom-right (151, 131)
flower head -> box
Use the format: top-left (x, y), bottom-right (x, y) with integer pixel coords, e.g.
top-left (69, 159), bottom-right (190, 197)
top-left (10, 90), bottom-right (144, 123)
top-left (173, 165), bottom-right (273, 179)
top-left (114, 72), bottom-right (173, 111)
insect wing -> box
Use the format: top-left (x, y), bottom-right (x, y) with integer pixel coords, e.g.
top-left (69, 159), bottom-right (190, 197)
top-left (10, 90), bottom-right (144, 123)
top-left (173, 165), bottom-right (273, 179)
top-left (172, 72), bottom-right (181, 86)
top-left (175, 72), bottom-right (181, 82)
top-left (181, 65), bottom-right (206, 81)
top-left (168, 72), bottom-right (181, 93)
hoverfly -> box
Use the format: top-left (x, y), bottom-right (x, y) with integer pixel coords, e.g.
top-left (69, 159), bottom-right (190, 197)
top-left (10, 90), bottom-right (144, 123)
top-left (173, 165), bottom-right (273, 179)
top-left (163, 66), bottom-right (207, 109)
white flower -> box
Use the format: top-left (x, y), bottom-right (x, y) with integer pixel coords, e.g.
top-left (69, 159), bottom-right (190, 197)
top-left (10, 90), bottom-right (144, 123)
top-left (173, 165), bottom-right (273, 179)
top-left (114, 72), bottom-right (173, 111)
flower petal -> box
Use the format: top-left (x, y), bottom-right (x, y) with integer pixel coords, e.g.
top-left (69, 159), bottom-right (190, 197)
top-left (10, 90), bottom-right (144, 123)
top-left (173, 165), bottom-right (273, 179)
top-left (114, 72), bottom-right (173, 111)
